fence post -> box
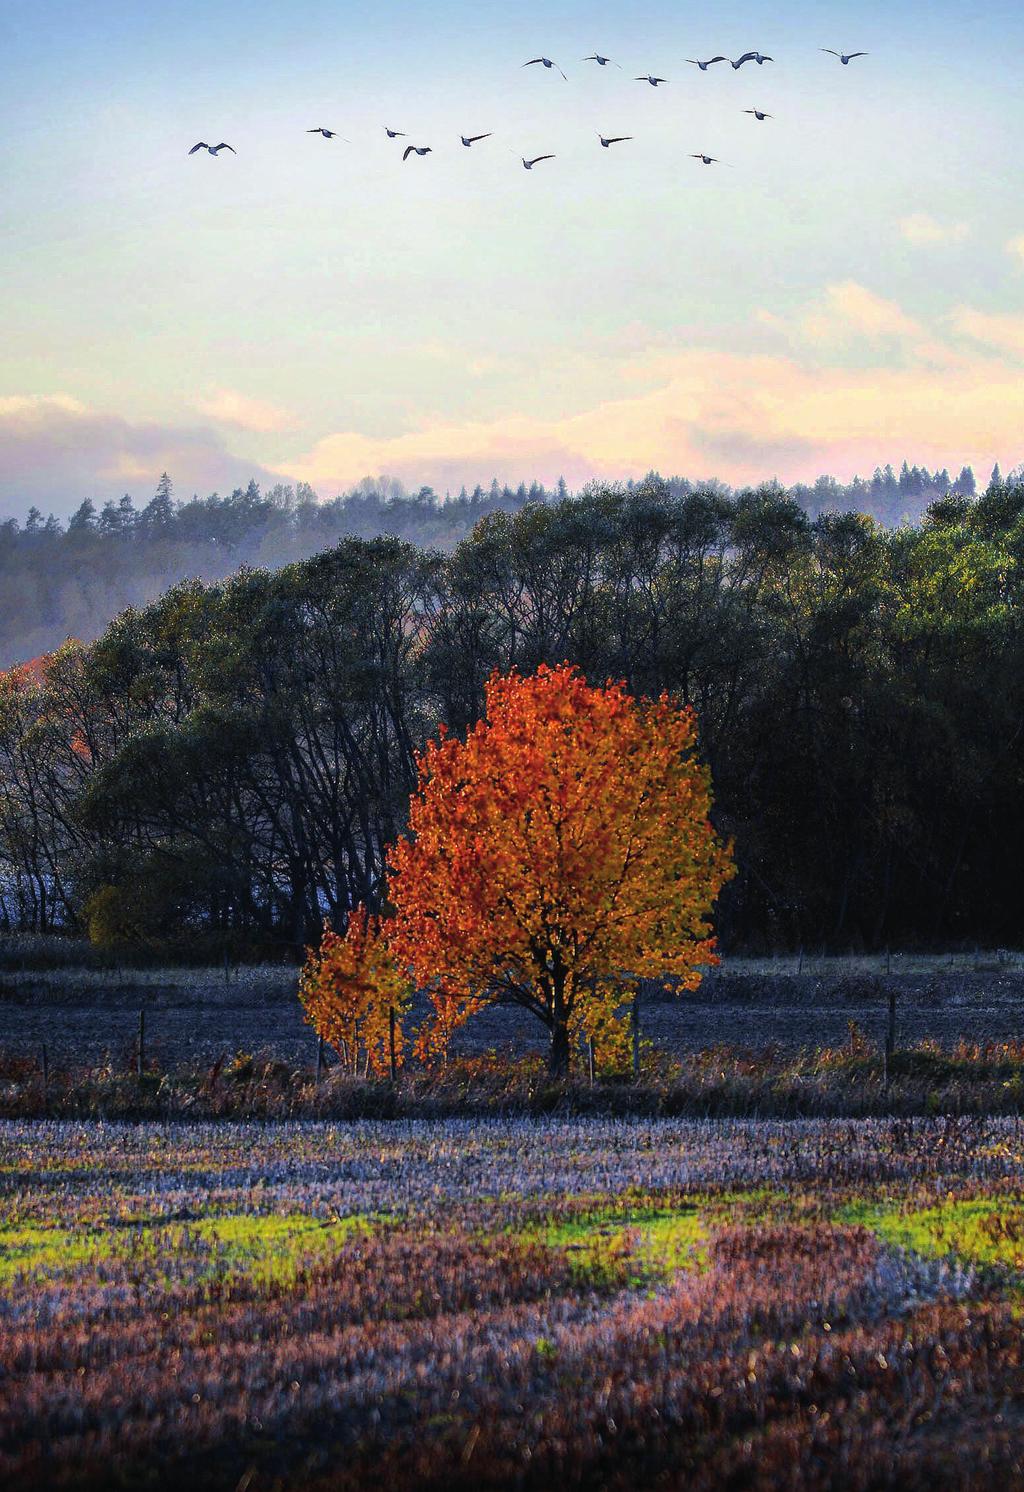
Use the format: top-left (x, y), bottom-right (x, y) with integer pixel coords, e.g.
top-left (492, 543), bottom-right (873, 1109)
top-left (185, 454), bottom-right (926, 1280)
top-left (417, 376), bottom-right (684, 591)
top-left (40, 1042), bottom-right (48, 1104)
top-left (587, 1037), bottom-right (596, 1086)
top-left (884, 988), bottom-right (897, 1088)
top-left (316, 1033), bottom-right (324, 1083)
top-left (631, 988), bottom-right (641, 1081)
top-left (797, 946), bottom-right (804, 976)
top-left (137, 1009), bottom-right (145, 1079)
top-left (388, 1006), bottom-right (398, 1083)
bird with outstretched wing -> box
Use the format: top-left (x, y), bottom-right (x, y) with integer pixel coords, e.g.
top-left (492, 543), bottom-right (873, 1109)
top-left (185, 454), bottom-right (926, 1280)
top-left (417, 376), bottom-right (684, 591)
top-left (522, 57), bottom-right (567, 79)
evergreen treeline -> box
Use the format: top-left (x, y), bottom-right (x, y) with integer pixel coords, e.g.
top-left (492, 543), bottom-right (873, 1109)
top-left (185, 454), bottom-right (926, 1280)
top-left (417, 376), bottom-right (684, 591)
top-left (2, 475), bottom-right (1021, 954)
top-left (0, 461), bottom-right (981, 668)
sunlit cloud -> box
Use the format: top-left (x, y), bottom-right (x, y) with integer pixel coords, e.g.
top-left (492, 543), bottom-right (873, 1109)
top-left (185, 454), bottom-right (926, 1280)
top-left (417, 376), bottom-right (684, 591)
top-left (756, 282), bottom-right (958, 371)
top-left (795, 281), bottom-right (925, 347)
top-left (283, 285), bottom-right (1024, 491)
top-left (898, 213), bottom-right (970, 246)
top-left (947, 307), bottom-right (1024, 359)
top-left (7, 283), bottom-right (1024, 513)
top-left (288, 341), bottom-right (1024, 494)
top-left (1005, 234), bottom-right (1024, 265)
top-left (0, 393), bottom-right (87, 418)
top-left (195, 387), bottom-right (297, 433)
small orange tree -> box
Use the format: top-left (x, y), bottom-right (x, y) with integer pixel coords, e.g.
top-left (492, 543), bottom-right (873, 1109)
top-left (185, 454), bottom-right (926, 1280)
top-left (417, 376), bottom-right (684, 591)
top-left (299, 906), bottom-right (410, 1076)
top-left (388, 663), bottom-right (735, 1075)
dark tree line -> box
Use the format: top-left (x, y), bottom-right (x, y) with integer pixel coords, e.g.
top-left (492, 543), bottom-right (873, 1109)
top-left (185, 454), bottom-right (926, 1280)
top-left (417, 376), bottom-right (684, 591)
top-left (1, 475), bottom-right (1021, 954)
top-left (0, 462), bottom-right (980, 668)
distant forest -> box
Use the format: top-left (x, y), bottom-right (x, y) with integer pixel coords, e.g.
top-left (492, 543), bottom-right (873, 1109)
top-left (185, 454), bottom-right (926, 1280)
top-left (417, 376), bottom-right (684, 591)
top-left (0, 459), bottom-right (985, 667)
top-left (2, 472), bottom-right (1021, 954)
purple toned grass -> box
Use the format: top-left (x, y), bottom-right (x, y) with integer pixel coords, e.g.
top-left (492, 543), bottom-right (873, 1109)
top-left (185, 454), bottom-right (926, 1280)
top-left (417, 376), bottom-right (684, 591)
top-left (1, 1117), bottom-right (1022, 1490)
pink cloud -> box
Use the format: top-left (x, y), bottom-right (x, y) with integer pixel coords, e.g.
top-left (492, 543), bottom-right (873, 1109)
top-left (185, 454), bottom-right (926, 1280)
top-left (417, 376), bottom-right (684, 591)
top-left (195, 388), bottom-right (297, 433)
top-left (6, 283), bottom-right (1024, 511)
top-left (288, 312), bottom-right (1024, 493)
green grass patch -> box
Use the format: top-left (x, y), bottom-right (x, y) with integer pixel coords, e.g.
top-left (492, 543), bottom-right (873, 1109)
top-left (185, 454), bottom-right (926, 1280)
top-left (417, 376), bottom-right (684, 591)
top-left (0, 1224), bottom-right (106, 1285)
top-left (0, 1210), bottom-right (375, 1290)
top-left (517, 1192), bottom-right (778, 1288)
top-left (163, 1211), bottom-right (374, 1286)
top-left (541, 1205), bottom-right (707, 1284)
top-left (526, 1188), bottom-right (789, 1287)
top-left (839, 1197), bottom-right (1024, 1271)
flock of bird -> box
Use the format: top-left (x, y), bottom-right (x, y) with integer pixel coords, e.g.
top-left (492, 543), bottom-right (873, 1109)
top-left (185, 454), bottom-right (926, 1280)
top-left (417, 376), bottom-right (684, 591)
top-left (187, 47), bottom-right (869, 169)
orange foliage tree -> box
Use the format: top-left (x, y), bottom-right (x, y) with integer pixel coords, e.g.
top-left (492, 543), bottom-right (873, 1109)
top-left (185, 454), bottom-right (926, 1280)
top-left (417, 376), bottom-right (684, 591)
top-left (387, 663), bottom-right (735, 1075)
top-left (299, 905), bottom-right (410, 1076)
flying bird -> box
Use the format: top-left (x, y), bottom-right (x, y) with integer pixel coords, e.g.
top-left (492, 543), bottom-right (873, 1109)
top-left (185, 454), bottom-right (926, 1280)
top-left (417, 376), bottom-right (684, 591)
top-left (461, 133), bottom-right (492, 147)
top-left (598, 133), bottom-right (633, 147)
top-left (522, 154), bottom-right (555, 169)
top-left (635, 74), bottom-right (667, 86)
top-left (686, 57), bottom-right (728, 70)
top-left (691, 153), bottom-right (723, 165)
top-left (384, 127), bottom-right (406, 138)
top-left (822, 49), bottom-right (868, 64)
top-left (522, 57), bottom-right (567, 79)
top-left (742, 109), bottom-right (773, 120)
top-left (188, 141), bottom-right (235, 155)
top-left (732, 51), bottom-right (773, 68)
top-left (307, 128), bottom-right (345, 139)
top-left (583, 54), bottom-right (621, 67)
top-left (403, 145), bottom-right (432, 160)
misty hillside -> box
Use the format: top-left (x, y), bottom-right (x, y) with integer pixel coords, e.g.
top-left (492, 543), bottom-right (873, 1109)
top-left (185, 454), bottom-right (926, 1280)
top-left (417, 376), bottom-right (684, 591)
top-left (0, 460), bottom-right (981, 666)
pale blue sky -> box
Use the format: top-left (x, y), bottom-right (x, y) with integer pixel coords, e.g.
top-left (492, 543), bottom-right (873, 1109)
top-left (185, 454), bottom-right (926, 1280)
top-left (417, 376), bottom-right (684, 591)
top-left (2, 0), bottom-right (1023, 511)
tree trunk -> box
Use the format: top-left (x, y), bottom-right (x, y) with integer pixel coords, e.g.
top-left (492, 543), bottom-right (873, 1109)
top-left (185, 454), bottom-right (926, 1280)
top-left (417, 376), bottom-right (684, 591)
top-left (549, 1019), bottom-right (571, 1078)
top-left (548, 963), bottom-right (571, 1078)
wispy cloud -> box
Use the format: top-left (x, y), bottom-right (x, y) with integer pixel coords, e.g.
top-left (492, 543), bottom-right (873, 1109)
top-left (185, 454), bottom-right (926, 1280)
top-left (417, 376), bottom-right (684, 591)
top-left (1006, 234), bottom-right (1024, 265)
top-left (0, 393), bottom-right (87, 418)
top-left (195, 388), bottom-right (297, 433)
top-left (948, 306), bottom-right (1024, 359)
top-left (796, 281), bottom-right (925, 347)
top-left (898, 213), bottom-right (970, 246)
top-left (756, 282), bottom-right (959, 376)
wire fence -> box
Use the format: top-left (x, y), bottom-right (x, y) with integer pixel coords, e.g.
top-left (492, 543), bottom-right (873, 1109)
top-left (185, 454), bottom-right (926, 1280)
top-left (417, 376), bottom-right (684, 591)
top-left (705, 949), bottom-right (1024, 978)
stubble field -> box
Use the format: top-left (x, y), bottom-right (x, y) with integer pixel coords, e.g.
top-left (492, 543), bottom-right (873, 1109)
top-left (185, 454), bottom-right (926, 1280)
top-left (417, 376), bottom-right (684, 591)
top-left (3, 1115), bottom-right (1024, 1490)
